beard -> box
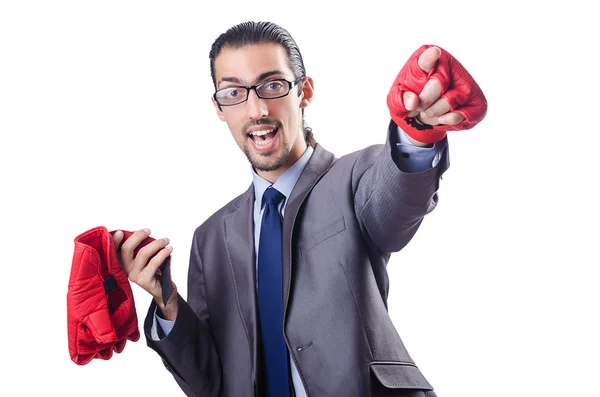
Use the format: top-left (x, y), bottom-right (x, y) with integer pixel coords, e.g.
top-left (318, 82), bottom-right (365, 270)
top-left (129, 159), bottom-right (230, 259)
top-left (243, 140), bottom-right (291, 172)
top-left (242, 119), bottom-right (291, 172)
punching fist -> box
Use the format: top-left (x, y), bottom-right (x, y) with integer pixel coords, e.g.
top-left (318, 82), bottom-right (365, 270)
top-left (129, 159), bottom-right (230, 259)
top-left (387, 45), bottom-right (487, 144)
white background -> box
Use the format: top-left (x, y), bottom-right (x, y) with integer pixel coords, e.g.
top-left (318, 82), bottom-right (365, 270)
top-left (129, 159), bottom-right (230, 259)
top-left (1, 1), bottom-right (598, 396)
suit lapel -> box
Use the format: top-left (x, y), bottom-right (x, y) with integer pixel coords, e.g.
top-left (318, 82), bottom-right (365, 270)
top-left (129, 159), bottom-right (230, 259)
top-left (282, 144), bottom-right (336, 319)
top-left (223, 184), bottom-right (260, 385)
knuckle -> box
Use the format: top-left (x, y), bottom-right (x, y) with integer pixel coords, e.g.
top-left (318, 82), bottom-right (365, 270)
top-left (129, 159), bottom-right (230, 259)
top-left (455, 114), bottom-right (466, 124)
top-left (137, 244), bottom-right (151, 256)
top-left (155, 249), bottom-right (171, 263)
top-left (419, 96), bottom-right (434, 108)
top-left (147, 254), bottom-right (160, 266)
top-left (419, 114), bottom-right (435, 125)
top-left (139, 241), bottom-right (161, 257)
top-left (143, 245), bottom-right (164, 261)
top-left (423, 107), bottom-right (437, 117)
top-left (121, 243), bottom-right (132, 255)
top-left (447, 113), bottom-right (462, 125)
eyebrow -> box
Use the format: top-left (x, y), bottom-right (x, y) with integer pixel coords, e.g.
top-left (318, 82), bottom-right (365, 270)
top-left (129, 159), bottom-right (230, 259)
top-left (218, 70), bottom-right (286, 87)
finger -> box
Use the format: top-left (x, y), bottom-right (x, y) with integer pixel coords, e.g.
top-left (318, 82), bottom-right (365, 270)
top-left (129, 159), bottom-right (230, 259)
top-left (441, 88), bottom-right (470, 112)
top-left (418, 79), bottom-right (442, 111)
top-left (417, 46), bottom-right (441, 73)
top-left (402, 91), bottom-right (419, 112)
top-left (141, 245), bottom-right (173, 283)
top-left (417, 113), bottom-right (441, 126)
top-left (112, 230), bottom-right (124, 251)
top-left (421, 97), bottom-right (451, 119)
top-left (133, 237), bottom-right (171, 273)
top-left (407, 110), bottom-right (420, 118)
top-left (438, 112), bottom-right (465, 125)
top-left (120, 228), bottom-right (151, 263)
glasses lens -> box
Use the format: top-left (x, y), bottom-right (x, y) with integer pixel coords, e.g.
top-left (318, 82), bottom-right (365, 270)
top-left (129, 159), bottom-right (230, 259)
top-left (216, 87), bottom-right (247, 105)
top-left (257, 80), bottom-right (289, 98)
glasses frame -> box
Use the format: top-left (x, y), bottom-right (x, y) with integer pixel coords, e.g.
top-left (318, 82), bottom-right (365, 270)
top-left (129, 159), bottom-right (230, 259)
top-left (214, 78), bottom-right (303, 109)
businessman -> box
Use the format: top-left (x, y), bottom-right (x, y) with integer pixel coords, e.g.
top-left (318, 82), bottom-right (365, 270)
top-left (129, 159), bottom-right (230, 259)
top-left (112, 21), bottom-right (487, 397)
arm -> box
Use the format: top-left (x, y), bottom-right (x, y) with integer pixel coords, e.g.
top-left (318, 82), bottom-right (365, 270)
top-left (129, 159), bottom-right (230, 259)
top-left (354, 44), bottom-right (486, 253)
top-left (353, 119), bottom-right (449, 253)
top-left (143, 230), bottom-right (222, 397)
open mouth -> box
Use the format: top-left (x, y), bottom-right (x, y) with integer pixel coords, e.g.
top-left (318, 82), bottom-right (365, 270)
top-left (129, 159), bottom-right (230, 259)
top-left (248, 127), bottom-right (279, 147)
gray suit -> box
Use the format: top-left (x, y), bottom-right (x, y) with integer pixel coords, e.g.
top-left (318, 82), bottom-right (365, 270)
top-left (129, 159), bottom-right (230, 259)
top-left (144, 121), bottom-right (450, 396)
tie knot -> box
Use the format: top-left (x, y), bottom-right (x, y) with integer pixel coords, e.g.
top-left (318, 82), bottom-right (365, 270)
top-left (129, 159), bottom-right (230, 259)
top-left (262, 187), bottom-right (285, 207)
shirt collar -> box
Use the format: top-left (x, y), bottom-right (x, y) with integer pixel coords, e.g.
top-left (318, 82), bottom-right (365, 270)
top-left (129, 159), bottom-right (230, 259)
top-left (251, 145), bottom-right (315, 208)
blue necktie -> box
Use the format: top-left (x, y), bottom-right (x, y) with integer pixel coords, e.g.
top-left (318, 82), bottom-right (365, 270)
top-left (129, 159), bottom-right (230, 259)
top-left (257, 187), bottom-right (290, 397)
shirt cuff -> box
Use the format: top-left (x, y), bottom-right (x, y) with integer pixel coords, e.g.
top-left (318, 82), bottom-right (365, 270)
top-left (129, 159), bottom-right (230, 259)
top-left (151, 306), bottom-right (176, 340)
top-left (394, 126), bottom-right (444, 173)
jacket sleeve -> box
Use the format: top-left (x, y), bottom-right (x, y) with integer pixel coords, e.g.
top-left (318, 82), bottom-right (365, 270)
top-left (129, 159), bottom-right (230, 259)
top-left (352, 119), bottom-right (450, 253)
top-left (143, 230), bottom-right (222, 396)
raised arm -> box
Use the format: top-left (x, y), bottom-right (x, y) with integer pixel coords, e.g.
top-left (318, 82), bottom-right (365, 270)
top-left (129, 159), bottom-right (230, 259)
top-left (354, 45), bottom-right (487, 253)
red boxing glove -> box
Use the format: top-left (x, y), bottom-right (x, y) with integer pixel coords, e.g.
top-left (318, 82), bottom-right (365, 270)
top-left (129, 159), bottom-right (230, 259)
top-left (67, 226), bottom-right (140, 365)
top-left (67, 226), bottom-right (173, 365)
top-left (387, 45), bottom-right (487, 144)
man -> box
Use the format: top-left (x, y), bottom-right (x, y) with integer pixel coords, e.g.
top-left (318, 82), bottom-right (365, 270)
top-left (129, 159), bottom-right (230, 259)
top-left (112, 21), bottom-right (486, 397)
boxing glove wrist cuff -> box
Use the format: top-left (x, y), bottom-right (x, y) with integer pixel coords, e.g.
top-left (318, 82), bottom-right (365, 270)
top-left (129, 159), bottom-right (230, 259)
top-left (394, 116), bottom-right (447, 144)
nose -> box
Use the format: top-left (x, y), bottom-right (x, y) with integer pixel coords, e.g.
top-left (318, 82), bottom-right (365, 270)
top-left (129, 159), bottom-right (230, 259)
top-left (245, 89), bottom-right (268, 120)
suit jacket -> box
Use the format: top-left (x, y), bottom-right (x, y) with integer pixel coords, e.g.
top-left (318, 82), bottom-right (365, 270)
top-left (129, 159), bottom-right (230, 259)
top-left (144, 122), bottom-right (450, 397)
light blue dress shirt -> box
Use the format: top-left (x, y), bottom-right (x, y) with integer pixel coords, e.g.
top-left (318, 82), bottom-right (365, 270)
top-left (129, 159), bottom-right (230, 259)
top-left (153, 126), bottom-right (443, 396)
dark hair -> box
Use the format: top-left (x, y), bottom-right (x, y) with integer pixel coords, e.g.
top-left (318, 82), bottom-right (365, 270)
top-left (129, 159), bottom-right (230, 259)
top-left (209, 21), bottom-right (315, 147)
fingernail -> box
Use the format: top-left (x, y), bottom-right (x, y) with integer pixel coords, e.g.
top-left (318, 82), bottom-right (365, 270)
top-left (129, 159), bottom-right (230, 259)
top-left (438, 116), bottom-right (445, 123)
top-left (142, 228), bottom-right (151, 234)
top-left (166, 246), bottom-right (173, 251)
top-left (163, 238), bottom-right (170, 244)
top-left (420, 111), bottom-right (428, 119)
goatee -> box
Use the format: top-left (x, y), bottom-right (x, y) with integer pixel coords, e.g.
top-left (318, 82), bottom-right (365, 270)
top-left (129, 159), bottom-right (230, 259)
top-left (245, 146), bottom-right (290, 172)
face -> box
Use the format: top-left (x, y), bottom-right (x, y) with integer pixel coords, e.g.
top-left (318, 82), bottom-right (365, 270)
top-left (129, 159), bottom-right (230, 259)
top-left (212, 43), bottom-right (314, 177)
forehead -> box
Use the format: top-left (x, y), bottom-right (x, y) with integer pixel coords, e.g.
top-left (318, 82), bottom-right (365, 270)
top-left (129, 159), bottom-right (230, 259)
top-left (214, 43), bottom-right (293, 85)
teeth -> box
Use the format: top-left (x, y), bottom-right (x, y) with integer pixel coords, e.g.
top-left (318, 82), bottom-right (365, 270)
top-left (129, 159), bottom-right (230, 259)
top-left (249, 129), bottom-right (274, 136)
top-left (254, 137), bottom-right (273, 146)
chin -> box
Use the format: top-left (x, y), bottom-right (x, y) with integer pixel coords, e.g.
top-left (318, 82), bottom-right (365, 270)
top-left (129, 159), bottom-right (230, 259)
top-left (249, 149), bottom-right (290, 172)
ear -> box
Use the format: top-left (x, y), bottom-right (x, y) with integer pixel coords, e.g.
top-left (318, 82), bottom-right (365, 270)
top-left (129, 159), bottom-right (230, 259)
top-left (299, 76), bottom-right (314, 109)
top-left (212, 97), bottom-right (226, 121)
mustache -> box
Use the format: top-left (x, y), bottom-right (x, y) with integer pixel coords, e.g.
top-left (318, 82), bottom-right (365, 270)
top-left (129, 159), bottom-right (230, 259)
top-left (243, 119), bottom-right (281, 134)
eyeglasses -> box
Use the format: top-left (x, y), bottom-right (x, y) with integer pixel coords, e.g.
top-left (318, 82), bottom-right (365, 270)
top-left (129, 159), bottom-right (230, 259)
top-left (214, 78), bottom-right (302, 108)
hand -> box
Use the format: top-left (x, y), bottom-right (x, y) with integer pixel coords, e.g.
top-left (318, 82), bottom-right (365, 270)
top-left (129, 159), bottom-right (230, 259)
top-left (387, 45), bottom-right (488, 144)
top-left (112, 228), bottom-right (178, 318)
